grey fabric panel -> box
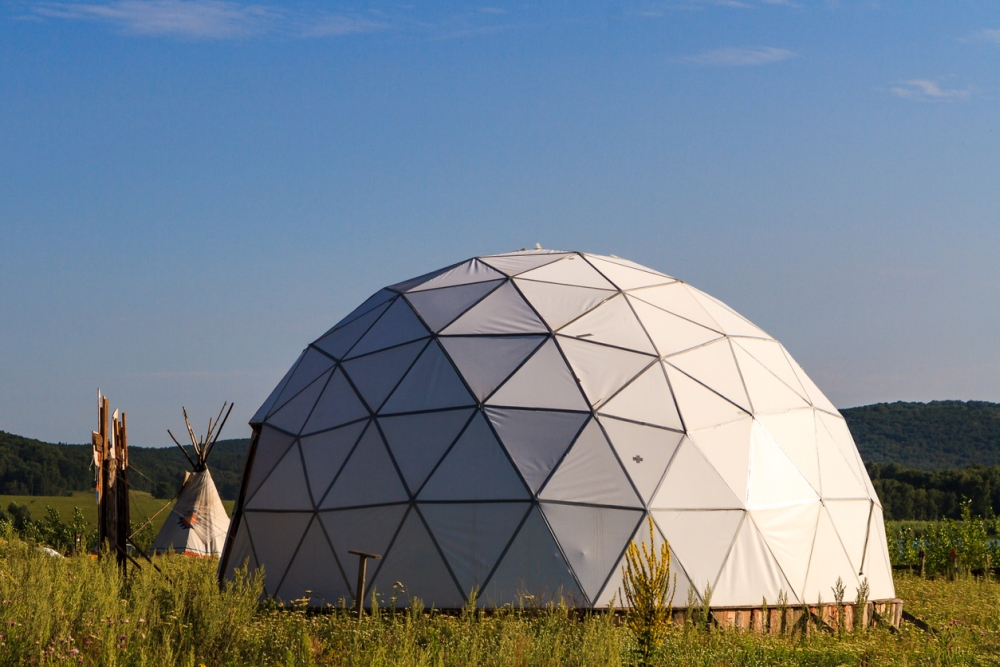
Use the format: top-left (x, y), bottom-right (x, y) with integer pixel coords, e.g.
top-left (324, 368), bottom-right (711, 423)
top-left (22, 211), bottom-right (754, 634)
top-left (319, 504), bottom-right (409, 603)
top-left (556, 336), bottom-right (654, 408)
top-left (387, 263), bottom-right (457, 293)
top-left (276, 517), bottom-right (350, 606)
top-left (540, 503), bottom-right (643, 603)
top-left (440, 282), bottom-right (547, 335)
top-left (265, 369), bottom-right (331, 435)
top-left (420, 502), bottom-right (531, 597)
top-left (380, 341), bottom-right (475, 414)
top-left (371, 510), bottom-right (465, 609)
top-left (538, 419), bottom-right (642, 508)
top-left (270, 348), bottom-right (336, 414)
top-left (242, 511), bottom-right (313, 597)
top-left (408, 258), bottom-right (505, 292)
top-left (599, 417), bottom-right (684, 505)
top-left (405, 280), bottom-right (503, 332)
top-left (379, 409), bottom-right (475, 493)
top-left (480, 506), bottom-right (584, 607)
top-left (244, 425), bottom-right (297, 501)
top-left (299, 421), bottom-right (369, 505)
top-left (245, 442), bottom-right (313, 510)
top-left (222, 520), bottom-right (257, 581)
top-left (301, 368), bottom-right (369, 435)
top-left (479, 253), bottom-right (569, 276)
top-left (345, 298), bottom-right (429, 359)
top-left (418, 412), bottom-right (529, 500)
top-left (341, 340), bottom-right (427, 412)
top-left (320, 424), bottom-right (410, 508)
top-left (596, 362), bottom-right (683, 430)
top-left (514, 280), bottom-right (615, 331)
top-left (251, 351), bottom-right (303, 425)
top-left (313, 300), bottom-right (393, 360)
top-left (485, 408), bottom-right (589, 494)
top-left (326, 288), bottom-right (396, 332)
top-left (486, 339), bottom-right (588, 411)
top-left (439, 336), bottom-right (546, 401)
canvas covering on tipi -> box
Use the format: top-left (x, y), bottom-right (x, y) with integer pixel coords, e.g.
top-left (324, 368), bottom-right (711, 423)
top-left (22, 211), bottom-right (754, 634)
top-left (219, 250), bottom-right (894, 609)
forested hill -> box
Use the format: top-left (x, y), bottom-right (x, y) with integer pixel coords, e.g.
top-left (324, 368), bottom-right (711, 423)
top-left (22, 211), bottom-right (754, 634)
top-left (841, 400), bottom-right (1000, 470)
top-left (0, 431), bottom-right (250, 500)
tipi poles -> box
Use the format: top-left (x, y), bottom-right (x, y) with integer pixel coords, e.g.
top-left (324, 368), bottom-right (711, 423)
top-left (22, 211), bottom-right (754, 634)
top-left (93, 391), bottom-right (130, 572)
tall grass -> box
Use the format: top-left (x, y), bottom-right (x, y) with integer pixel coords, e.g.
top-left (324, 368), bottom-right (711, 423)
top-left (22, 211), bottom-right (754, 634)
top-left (888, 500), bottom-right (999, 575)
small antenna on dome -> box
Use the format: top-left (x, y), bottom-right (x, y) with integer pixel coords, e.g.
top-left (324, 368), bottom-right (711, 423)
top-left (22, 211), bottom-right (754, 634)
top-left (535, 243), bottom-right (542, 249)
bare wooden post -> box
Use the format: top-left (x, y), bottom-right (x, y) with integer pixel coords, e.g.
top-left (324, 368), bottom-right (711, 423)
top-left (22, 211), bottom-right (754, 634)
top-left (94, 393), bottom-right (130, 574)
top-left (348, 550), bottom-right (382, 619)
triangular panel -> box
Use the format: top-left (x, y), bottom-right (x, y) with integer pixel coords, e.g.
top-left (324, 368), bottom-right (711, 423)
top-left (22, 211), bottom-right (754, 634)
top-left (751, 502), bottom-right (821, 600)
top-left (440, 282), bottom-right (547, 335)
top-left (380, 341), bottom-right (476, 414)
top-left (688, 288), bottom-right (770, 338)
top-left (597, 363), bottom-right (682, 430)
top-left (480, 252), bottom-right (569, 276)
top-left (539, 419), bottom-right (642, 508)
top-left (558, 294), bottom-right (655, 354)
top-left (627, 297), bottom-right (723, 357)
top-left (371, 510), bottom-right (464, 609)
top-left (755, 410), bottom-right (820, 494)
top-left (650, 438), bottom-right (743, 509)
top-left (419, 413), bottom-right (529, 500)
top-left (252, 353), bottom-right (301, 425)
top-left (600, 418), bottom-right (684, 505)
top-left (863, 505), bottom-right (895, 600)
top-left (439, 336), bottom-right (545, 400)
top-left (595, 518), bottom-right (694, 608)
top-left (825, 499), bottom-right (872, 575)
top-left (345, 298), bottom-right (429, 359)
top-left (245, 443), bottom-right (314, 510)
top-left (802, 506), bottom-right (860, 604)
top-left (485, 408), bottom-right (589, 494)
top-left (276, 517), bottom-right (350, 605)
top-left (732, 338), bottom-right (808, 401)
top-left (327, 288), bottom-right (396, 332)
top-left (518, 255), bottom-right (615, 289)
top-left (667, 339), bottom-right (751, 412)
top-left (815, 412), bottom-right (868, 482)
top-left (405, 280), bottom-right (503, 332)
top-left (487, 339), bottom-right (589, 411)
top-left (651, 509), bottom-right (744, 598)
top-left (299, 421), bottom-right (369, 505)
top-left (514, 280), bottom-right (616, 330)
top-left (319, 504), bottom-right (408, 604)
top-left (628, 283), bottom-right (721, 331)
top-left (379, 409), bottom-right (475, 494)
top-left (786, 353), bottom-right (840, 414)
top-left (265, 369), bottom-right (331, 435)
top-left (557, 337), bottom-right (654, 408)
top-left (222, 520), bottom-right (258, 580)
top-left (687, 416), bottom-right (754, 505)
top-left (420, 502), bottom-right (530, 597)
top-left (341, 340), bottom-right (427, 412)
top-left (407, 258), bottom-right (504, 292)
top-left (815, 414), bottom-right (869, 499)
top-left (583, 253), bottom-right (672, 278)
top-left (541, 503), bottom-right (644, 603)
top-left (313, 300), bottom-right (392, 360)
top-left (731, 345), bottom-right (811, 414)
top-left (663, 364), bottom-right (749, 432)
top-left (745, 421), bottom-right (819, 509)
top-left (270, 348), bottom-right (336, 415)
top-left (245, 426), bottom-right (298, 501)
top-left (301, 368), bottom-right (369, 435)
top-left (320, 424), bottom-right (409, 508)
top-left (242, 511), bottom-right (313, 596)
top-left (713, 515), bottom-right (794, 607)
top-left (585, 256), bottom-right (674, 290)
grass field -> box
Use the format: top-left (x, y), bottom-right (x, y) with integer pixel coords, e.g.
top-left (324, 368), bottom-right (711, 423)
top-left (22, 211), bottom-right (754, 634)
top-left (0, 492), bottom-right (235, 536)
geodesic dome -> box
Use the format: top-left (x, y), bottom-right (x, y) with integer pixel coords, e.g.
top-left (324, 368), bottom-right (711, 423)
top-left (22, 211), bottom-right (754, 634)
top-left (219, 250), bottom-right (894, 609)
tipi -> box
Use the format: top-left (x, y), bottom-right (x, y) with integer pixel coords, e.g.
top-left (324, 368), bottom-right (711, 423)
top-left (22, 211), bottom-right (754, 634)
top-left (220, 250), bottom-right (893, 609)
top-left (152, 404), bottom-right (233, 556)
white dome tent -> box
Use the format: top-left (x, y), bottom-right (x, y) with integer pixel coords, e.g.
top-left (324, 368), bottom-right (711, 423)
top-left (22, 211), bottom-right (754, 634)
top-left (219, 250), bottom-right (894, 610)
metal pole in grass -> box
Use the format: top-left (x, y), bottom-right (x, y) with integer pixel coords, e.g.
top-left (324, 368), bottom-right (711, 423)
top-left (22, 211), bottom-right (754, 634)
top-left (349, 550), bottom-right (381, 620)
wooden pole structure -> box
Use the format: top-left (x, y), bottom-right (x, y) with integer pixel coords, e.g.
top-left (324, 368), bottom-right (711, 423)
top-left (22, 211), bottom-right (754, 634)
top-left (93, 391), bottom-right (130, 573)
top-left (348, 550), bottom-right (382, 620)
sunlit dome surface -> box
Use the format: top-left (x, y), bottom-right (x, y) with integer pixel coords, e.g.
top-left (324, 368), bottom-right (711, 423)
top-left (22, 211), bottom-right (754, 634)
top-left (220, 250), bottom-right (894, 609)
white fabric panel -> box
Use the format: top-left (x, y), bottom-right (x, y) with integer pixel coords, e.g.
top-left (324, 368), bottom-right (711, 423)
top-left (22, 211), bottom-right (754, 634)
top-left (517, 255), bottom-right (615, 289)
top-left (440, 282), bottom-right (547, 335)
top-left (328, 288), bottom-right (396, 331)
top-left (487, 339), bottom-right (589, 411)
top-left (387, 264), bottom-right (455, 293)
top-left (379, 409), bottom-right (474, 493)
top-left (408, 258), bottom-right (505, 292)
top-left (271, 348), bottom-right (336, 415)
top-left (687, 288), bottom-right (770, 339)
top-left (750, 502), bottom-right (821, 601)
top-left (687, 417), bottom-right (754, 504)
top-left (582, 253), bottom-right (673, 278)
top-left (594, 518), bottom-right (694, 608)
top-left (371, 510), bottom-right (465, 609)
top-left (815, 414), bottom-right (869, 499)
top-left (276, 518), bottom-right (350, 606)
top-left (319, 504), bottom-right (408, 602)
top-left (380, 342), bottom-right (476, 414)
top-left (600, 418), bottom-right (683, 505)
top-left (245, 444), bottom-right (314, 510)
top-left (745, 421), bottom-right (819, 509)
top-left (245, 426), bottom-right (297, 501)
top-left (732, 338), bottom-right (808, 401)
top-left (626, 297), bottom-right (723, 357)
top-left (663, 364), bottom-right (749, 432)
top-left (514, 280), bottom-right (616, 330)
top-left (440, 336), bottom-right (545, 400)
top-left (667, 340), bottom-right (751, 412)
top-left (815, 412), bottom-right (868, 483)
top-left (405, 280), bottom-right (503, 332)
top-left (341, 340), bottom-right (427, 412)
top-left (755, 410), bottom-right (821, 495)
top-left (242, 511), bottom-right (313, 597)
top-left (302, 368), bottom-right (369, 435)
top-left (557, 337), bottom-right (654, 408)
top-left (419, 413), bottom-right (529, 500)
top-left (650, 438), bottom-right (743, 510)
top-left (597, 363), bottom-right (682, 430)
top-left (320, 425), bottom-right (409, 508)
top-left (485, 408), bottom-right (589, 494)
top-left (346, 298), bottom-right (429, 359)
top-left (802, 506), bottom-right (861, 604)
top-left (731, 345), bottom-right (811, 414)
top-left (152, 468), bottom-right (230, 556)
top-left (251, 352), bottom-right (301, 425)
top-left (481, 506), bottom-right (584, 607)
top-left (651, 510), bottom-right (744, 598)
top-left (541, 503), bottom-right (644, 604)
top-left (785, 352), bottom-right (840, 414)
top-left (222, 520), bottom-right (257, 580)
top-left (825, 499), bottom-right (873, 575)
top-left (628, 283), bottom-right (721, 331)
top-left (265, 369), bottom-right (331, 435)
top-left (539, 419), bottom-right (642, 508)
top-left (420, 502), bottom-right (531, 598)
top-left (558, 294), bottom-right (656, 354)
top-left (313, 300), bottom-right (393, 360)
top-left (299, 421), bottom-right (369, 504)
top-left (714, 516), bottom-right (794, 607)
top-left (479, 252), bottom-right (569, 276)
top-left (864, 505), bottom-right (896, 600)
top-left (584, 257), bottom-right (674, 290)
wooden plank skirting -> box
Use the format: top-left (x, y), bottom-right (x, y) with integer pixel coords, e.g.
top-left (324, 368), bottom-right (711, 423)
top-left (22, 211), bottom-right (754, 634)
top-left (670, 599), bottom-right (903, 632)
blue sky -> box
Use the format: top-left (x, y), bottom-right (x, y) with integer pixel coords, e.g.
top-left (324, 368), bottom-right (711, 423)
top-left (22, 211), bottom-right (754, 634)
top-left (1, 1), bottom-right (998, 446)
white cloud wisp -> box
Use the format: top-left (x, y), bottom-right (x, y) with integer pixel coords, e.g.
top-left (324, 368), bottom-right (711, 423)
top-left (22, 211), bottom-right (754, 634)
top-left (891, 80), bottom-right (970, 101)
top-left (681, 46), bottom-right (795, 66)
